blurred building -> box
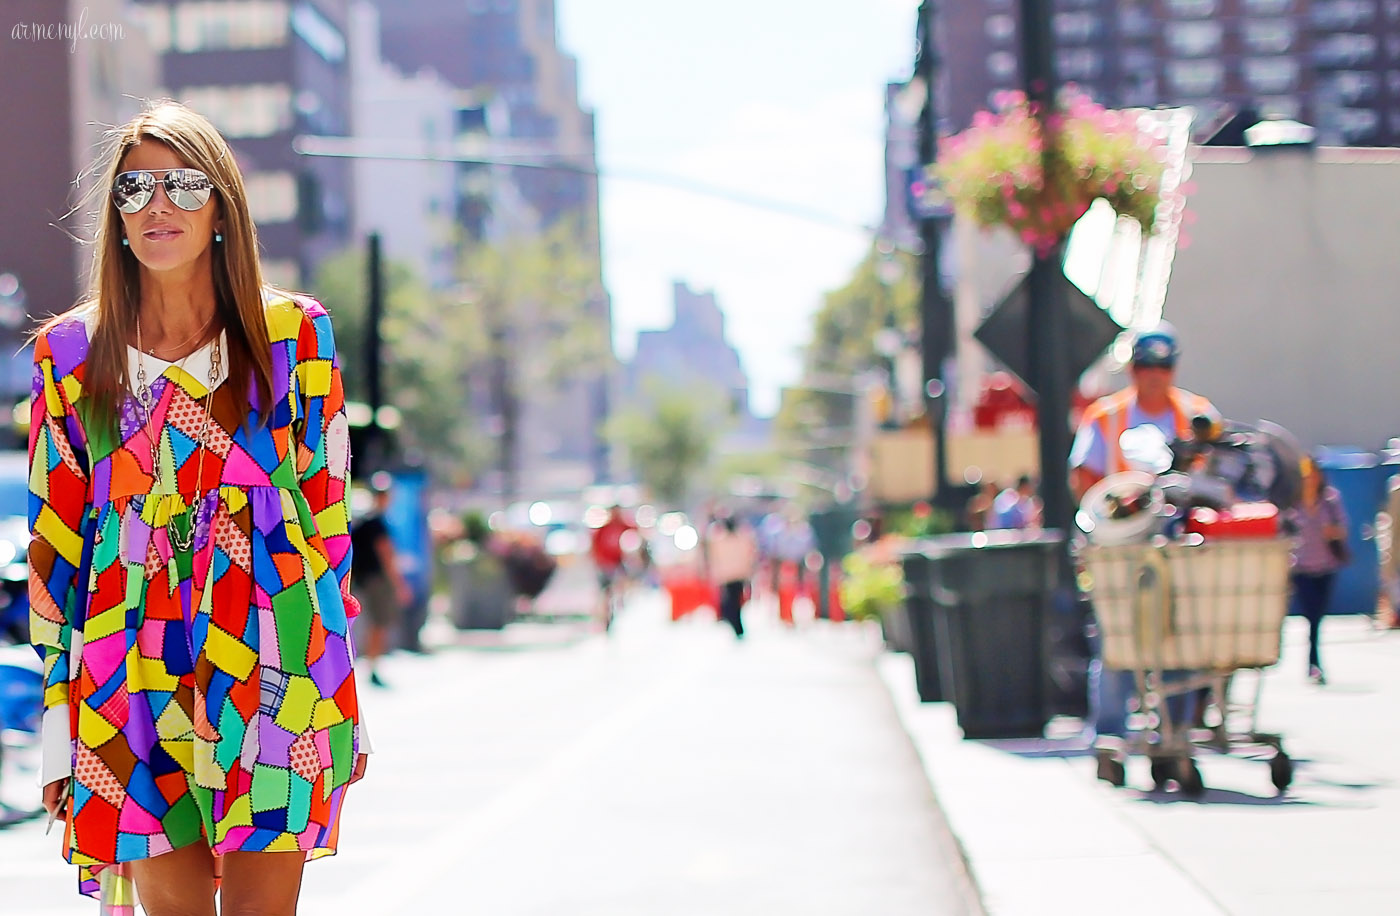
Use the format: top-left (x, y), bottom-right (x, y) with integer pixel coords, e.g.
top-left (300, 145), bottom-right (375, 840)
top-left (366, 0), bottom-right (615, 491)
top-left (626, 282), bottom-right (769, 454)
top-left (129, 0), bottom-right (357, 287)
top-left (0, 0), bottom-right (156, 383)
top-left (880, 81), bottom-right (922, 252)
top-left (939, 1), bottom-right (1400, 146)
top-left (1164, 142), bottom-right (1400, 448)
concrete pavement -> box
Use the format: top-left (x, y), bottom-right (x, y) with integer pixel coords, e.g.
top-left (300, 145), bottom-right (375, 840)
top-left (0, 590), bottom-right (979, 915)
top-left (882, 614), bottom-right (1400, 916)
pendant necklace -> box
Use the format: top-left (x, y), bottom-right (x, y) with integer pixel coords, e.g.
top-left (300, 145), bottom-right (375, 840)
top-left (136, 317), bottom-right (221, 553)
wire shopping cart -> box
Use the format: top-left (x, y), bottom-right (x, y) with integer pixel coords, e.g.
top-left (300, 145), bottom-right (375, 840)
top-left (1080, 535), bottom-right (1295, 796)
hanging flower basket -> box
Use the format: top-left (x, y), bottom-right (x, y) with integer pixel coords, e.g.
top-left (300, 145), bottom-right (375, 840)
top-left (929, 86), bottom-right (1168, 255)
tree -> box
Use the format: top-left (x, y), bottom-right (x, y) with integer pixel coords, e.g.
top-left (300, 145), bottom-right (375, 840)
top-left (606, 380), bottom-right (724, 508)
top-left (775, 244), bottom-right (921, 474)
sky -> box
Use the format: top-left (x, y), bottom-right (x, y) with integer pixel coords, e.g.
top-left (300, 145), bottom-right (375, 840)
top-left (555, 0), bottom-right (922, 417)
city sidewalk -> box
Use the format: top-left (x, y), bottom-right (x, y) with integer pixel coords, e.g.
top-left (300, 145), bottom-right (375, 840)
top-left (0, 591), bottom-right (980, 915)
top-left (880, 615), bottom-right (1400, 916)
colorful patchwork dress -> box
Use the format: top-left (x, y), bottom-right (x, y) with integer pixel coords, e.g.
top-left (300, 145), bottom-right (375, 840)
top-left (28, 292), bottom-right (361, 911)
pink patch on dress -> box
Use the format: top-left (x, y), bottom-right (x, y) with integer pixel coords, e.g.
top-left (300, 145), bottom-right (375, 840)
top-left (313, 729), bottom-right (332, 767)
top-left (257, 606), bottom-right (282, 669)
top-left (218, 826), bottom-right (256, 850)
top-left (136, 620), bottom-right (165, 659)
top-left (148, 834), bottom-right (174, 857)
top-left (81, 632), bottom-right (127, 686)
top-left (222, 447), bottom-right (273, 487)
top-left (116, 799), bottom-right (163, 835)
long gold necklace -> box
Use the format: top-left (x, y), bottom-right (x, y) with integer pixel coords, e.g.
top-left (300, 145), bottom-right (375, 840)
top-left (136, 318), bottom-right (221, 552)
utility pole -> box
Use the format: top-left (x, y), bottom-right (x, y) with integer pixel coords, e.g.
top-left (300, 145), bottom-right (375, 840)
top-left (364, 232), bottom-right (386, 472)
top-left (915, 1), bottom-right (955, 507)
top-left (1018, 0), bottom-right (1074, 534)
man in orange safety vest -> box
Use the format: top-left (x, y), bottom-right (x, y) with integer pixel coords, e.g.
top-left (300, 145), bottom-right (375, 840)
top-left (1070, 321), bottom-right (1219, 502)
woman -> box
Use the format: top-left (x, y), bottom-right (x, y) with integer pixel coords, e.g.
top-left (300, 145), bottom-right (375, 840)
top-left (1288, 457), bottom-right (1349, 685)
top-left (29, 101), bottom-right (367, 915)
top-left (707, 514), bottom-right (757, 639)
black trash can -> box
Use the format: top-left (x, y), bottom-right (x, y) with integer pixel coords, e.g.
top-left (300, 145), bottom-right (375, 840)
top-left (899, 551), bottom-right (944, 702)
top-left (904, 531), bottom-right (1064, 739)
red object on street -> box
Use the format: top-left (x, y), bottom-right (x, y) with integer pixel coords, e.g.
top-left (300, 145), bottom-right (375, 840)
top-left (664, 574), bottom-right (718, 621)
top-left (1184, 503), bottom-right (1281, 539)
top-left (827, 572), bottom-right (845, 622)
top-left (776, 562), bottom-right (798, 626)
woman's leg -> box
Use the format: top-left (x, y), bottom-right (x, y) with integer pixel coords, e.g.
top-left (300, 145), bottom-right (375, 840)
top-left (1293, 573), bottom-right (1331, 674)
top-left (219, 850), bottom-right (307, 916)
top-left (127, 839), bottom-right (217, 916)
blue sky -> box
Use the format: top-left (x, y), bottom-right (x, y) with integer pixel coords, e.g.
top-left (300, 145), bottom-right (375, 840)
top-left (556, 0), bottom-right (921, 416)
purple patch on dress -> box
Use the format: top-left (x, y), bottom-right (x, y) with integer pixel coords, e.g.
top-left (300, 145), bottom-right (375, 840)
top-left (46, 319), bottom-right (91, 378)
top-left (126, 514), bottom-right (151, 567)
top-left (251, 488), bottom-right (283, 535)
top-left (125, 690), bottom-right (158, 765)
top-left (256, 716), bottom-right (296, 767)
top-left (308, 638), bottom-right (350, 691)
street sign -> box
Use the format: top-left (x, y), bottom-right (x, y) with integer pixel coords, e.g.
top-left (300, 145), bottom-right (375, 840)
top-left (974, 268), bottom-right (1123, 397)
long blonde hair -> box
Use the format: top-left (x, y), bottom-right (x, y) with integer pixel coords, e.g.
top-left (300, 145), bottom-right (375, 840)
top-left (54, 100), bottom-right (275, 437)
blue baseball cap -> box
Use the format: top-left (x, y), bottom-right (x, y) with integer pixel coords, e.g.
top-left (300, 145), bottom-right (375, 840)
top-left (1131, 322), bottom-right (1180, 368)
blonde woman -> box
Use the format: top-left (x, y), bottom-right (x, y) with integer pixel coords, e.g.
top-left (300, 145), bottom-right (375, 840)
top-left (29, 101), bottom-right (367, 915)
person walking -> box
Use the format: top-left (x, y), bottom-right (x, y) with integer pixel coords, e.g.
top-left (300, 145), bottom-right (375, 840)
top-left (589, 505), bottom-right (635, 631)
top-left (28, 101), bottom-right (367, 915)
top-left (991, 475), bottom-right (1042, 529)
top-left (707, 515), bottom-right (758, 639)
top-left (1288, 457), bottom-right (1350, 685)
top-left (351, 474), bottom-right (413, 687)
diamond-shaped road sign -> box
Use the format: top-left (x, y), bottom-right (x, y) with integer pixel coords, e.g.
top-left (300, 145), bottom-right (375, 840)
top-left (974, 269), bottom-right (1124, 396)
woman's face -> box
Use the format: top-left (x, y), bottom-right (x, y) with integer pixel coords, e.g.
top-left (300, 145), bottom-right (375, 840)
top-left (115, 140), bottom-right (221, 275)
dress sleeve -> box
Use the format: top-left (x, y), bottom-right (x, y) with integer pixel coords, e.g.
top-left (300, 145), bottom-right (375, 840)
top-left (27, 331), bottom-right (92, 713)
top-left (294, 305), bottom-right (359, 622)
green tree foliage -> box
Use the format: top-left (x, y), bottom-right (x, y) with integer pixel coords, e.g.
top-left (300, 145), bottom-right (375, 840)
top-left (606, 380), bottom-right (724, 507)
top-left (775, 244), bottom-right (920, 470)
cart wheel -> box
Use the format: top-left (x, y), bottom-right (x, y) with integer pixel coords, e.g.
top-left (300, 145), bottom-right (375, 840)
top-left (1269, 751), bottom-right (1294, 793)
top-left (1096, 750), bottom-right (1127, 788)
top-left (1177, 758), bottom-right (1205, 798)
top-left (1150, 758), bottom-right (1173, 791)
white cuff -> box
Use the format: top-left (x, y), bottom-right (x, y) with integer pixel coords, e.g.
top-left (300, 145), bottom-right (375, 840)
top-left (355, 704), bottom-right (374, 754)
top-left (39, 705), bottom-right (73, 788)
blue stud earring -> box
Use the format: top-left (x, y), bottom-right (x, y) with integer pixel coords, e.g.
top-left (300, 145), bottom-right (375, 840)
top-left (121, 238), bottom-right (129, 247)
top-left (214, 233), bottom-right (223, 243)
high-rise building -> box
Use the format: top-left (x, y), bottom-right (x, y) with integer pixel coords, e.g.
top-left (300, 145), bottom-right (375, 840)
top-left (366, 0), bottom-right (615, 491)
top-left (939, 1), bottom-right (1400, 147)
top-left (129, 0), bottom-right (357, 287)
top-left (0, 0), bottom-right (157, 370)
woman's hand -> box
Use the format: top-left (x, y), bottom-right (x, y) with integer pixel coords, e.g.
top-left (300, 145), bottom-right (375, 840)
top-left (349, 753), bottom-right (368, 785)
top-left (42, 778), bottom-right (70, 820)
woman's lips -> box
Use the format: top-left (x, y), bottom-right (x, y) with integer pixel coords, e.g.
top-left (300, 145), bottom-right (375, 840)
top-left (142, 228), bottom-right (183, 241)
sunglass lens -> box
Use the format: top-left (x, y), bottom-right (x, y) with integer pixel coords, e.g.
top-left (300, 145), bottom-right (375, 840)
top-left (112, 171), bottom-right (154, 213)
top-left (166, 170), bottom-right (212, 211)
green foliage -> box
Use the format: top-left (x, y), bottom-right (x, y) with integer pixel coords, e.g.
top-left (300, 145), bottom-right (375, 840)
top-left (885, 504), bottom-right (955, 539)
top-left (839, 552), bottom-right (905, 622)
top-left (607, 380), bottom-right (724, 507)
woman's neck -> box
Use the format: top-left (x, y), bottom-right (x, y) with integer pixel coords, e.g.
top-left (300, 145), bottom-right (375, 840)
top-left (137, 267), bottom-right (219, 355)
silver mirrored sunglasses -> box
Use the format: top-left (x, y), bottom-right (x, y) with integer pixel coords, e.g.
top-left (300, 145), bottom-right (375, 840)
top-left (111, 168), bottom-right (214, 213)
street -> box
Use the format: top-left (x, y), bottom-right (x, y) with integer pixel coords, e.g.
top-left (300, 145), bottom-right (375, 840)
top-left (0, 589), bottom-right (978, 915)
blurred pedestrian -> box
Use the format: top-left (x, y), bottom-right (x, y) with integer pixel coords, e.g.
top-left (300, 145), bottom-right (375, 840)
top-left (28, 101), bottom-right (367, 914)
top-left (967, 480), bottom-right (999, 531)
top-left (590, 505), bottom-right (636, 631)
top-left (707, 514), bottom-right (758, 639)
top-left (351, 473), bottom-right (413, 687)
top-left (1288, 457), bottom-right (1350, 685)
top-left (991, 474), bottom-right (1041, 529)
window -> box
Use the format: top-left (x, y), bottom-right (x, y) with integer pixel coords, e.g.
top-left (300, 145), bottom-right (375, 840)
top-left (1057, 49), bottom-right (1103, 80)
top-left (170, 1), bottom-right (289, 53)
top-left (1054, 12), bottom-right (1100, 43)
top-left (1166, 0), bottom-right (1218, 17)
top-left (1243, 57), bottom-right (1302, 93)
top-left (180, 84), bottom-right (293, 138)
top-left (1311, 0), bottom-right (1378, 29)
top-left (1336, 107), bottom-right (1380, 141)
top-left (1389, 70), bottom-right (1400, 94)
top-left (1256, 95), bottom-right (1301, 118)
top-left (986, 14), bottom-right (1015, 42)
top-left (135, 3), bottom-right (172, 52)
top-left (1167, 20), bottom-right (1224, 56)
top-left (1313, 32), bottom-right (1379, 67)
top-left (1328, 70), bottom-right (1381, 102)
top-left (1242, 19), bottom-right (1296, 54)
top-left (244, 172), bottom-right (298, 224)
top-left (987, 51), bottom-right (1017, 80)
top-left (1168, 59), bottom-right (1225, 95)
top-left (260, 259), bottom-right (300, 290)
top-left (1244, 0), bottom-right (1292, 13)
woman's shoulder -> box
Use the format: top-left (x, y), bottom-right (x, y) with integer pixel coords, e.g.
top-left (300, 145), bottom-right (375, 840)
top-left (33, 302), bottom-right (97, 361)
top-left (262, 286), bottom-right (333, 344)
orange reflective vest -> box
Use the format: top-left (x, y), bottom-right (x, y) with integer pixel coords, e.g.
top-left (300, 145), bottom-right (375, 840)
top-left (1079, 387), bottom-right (1216, 475)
